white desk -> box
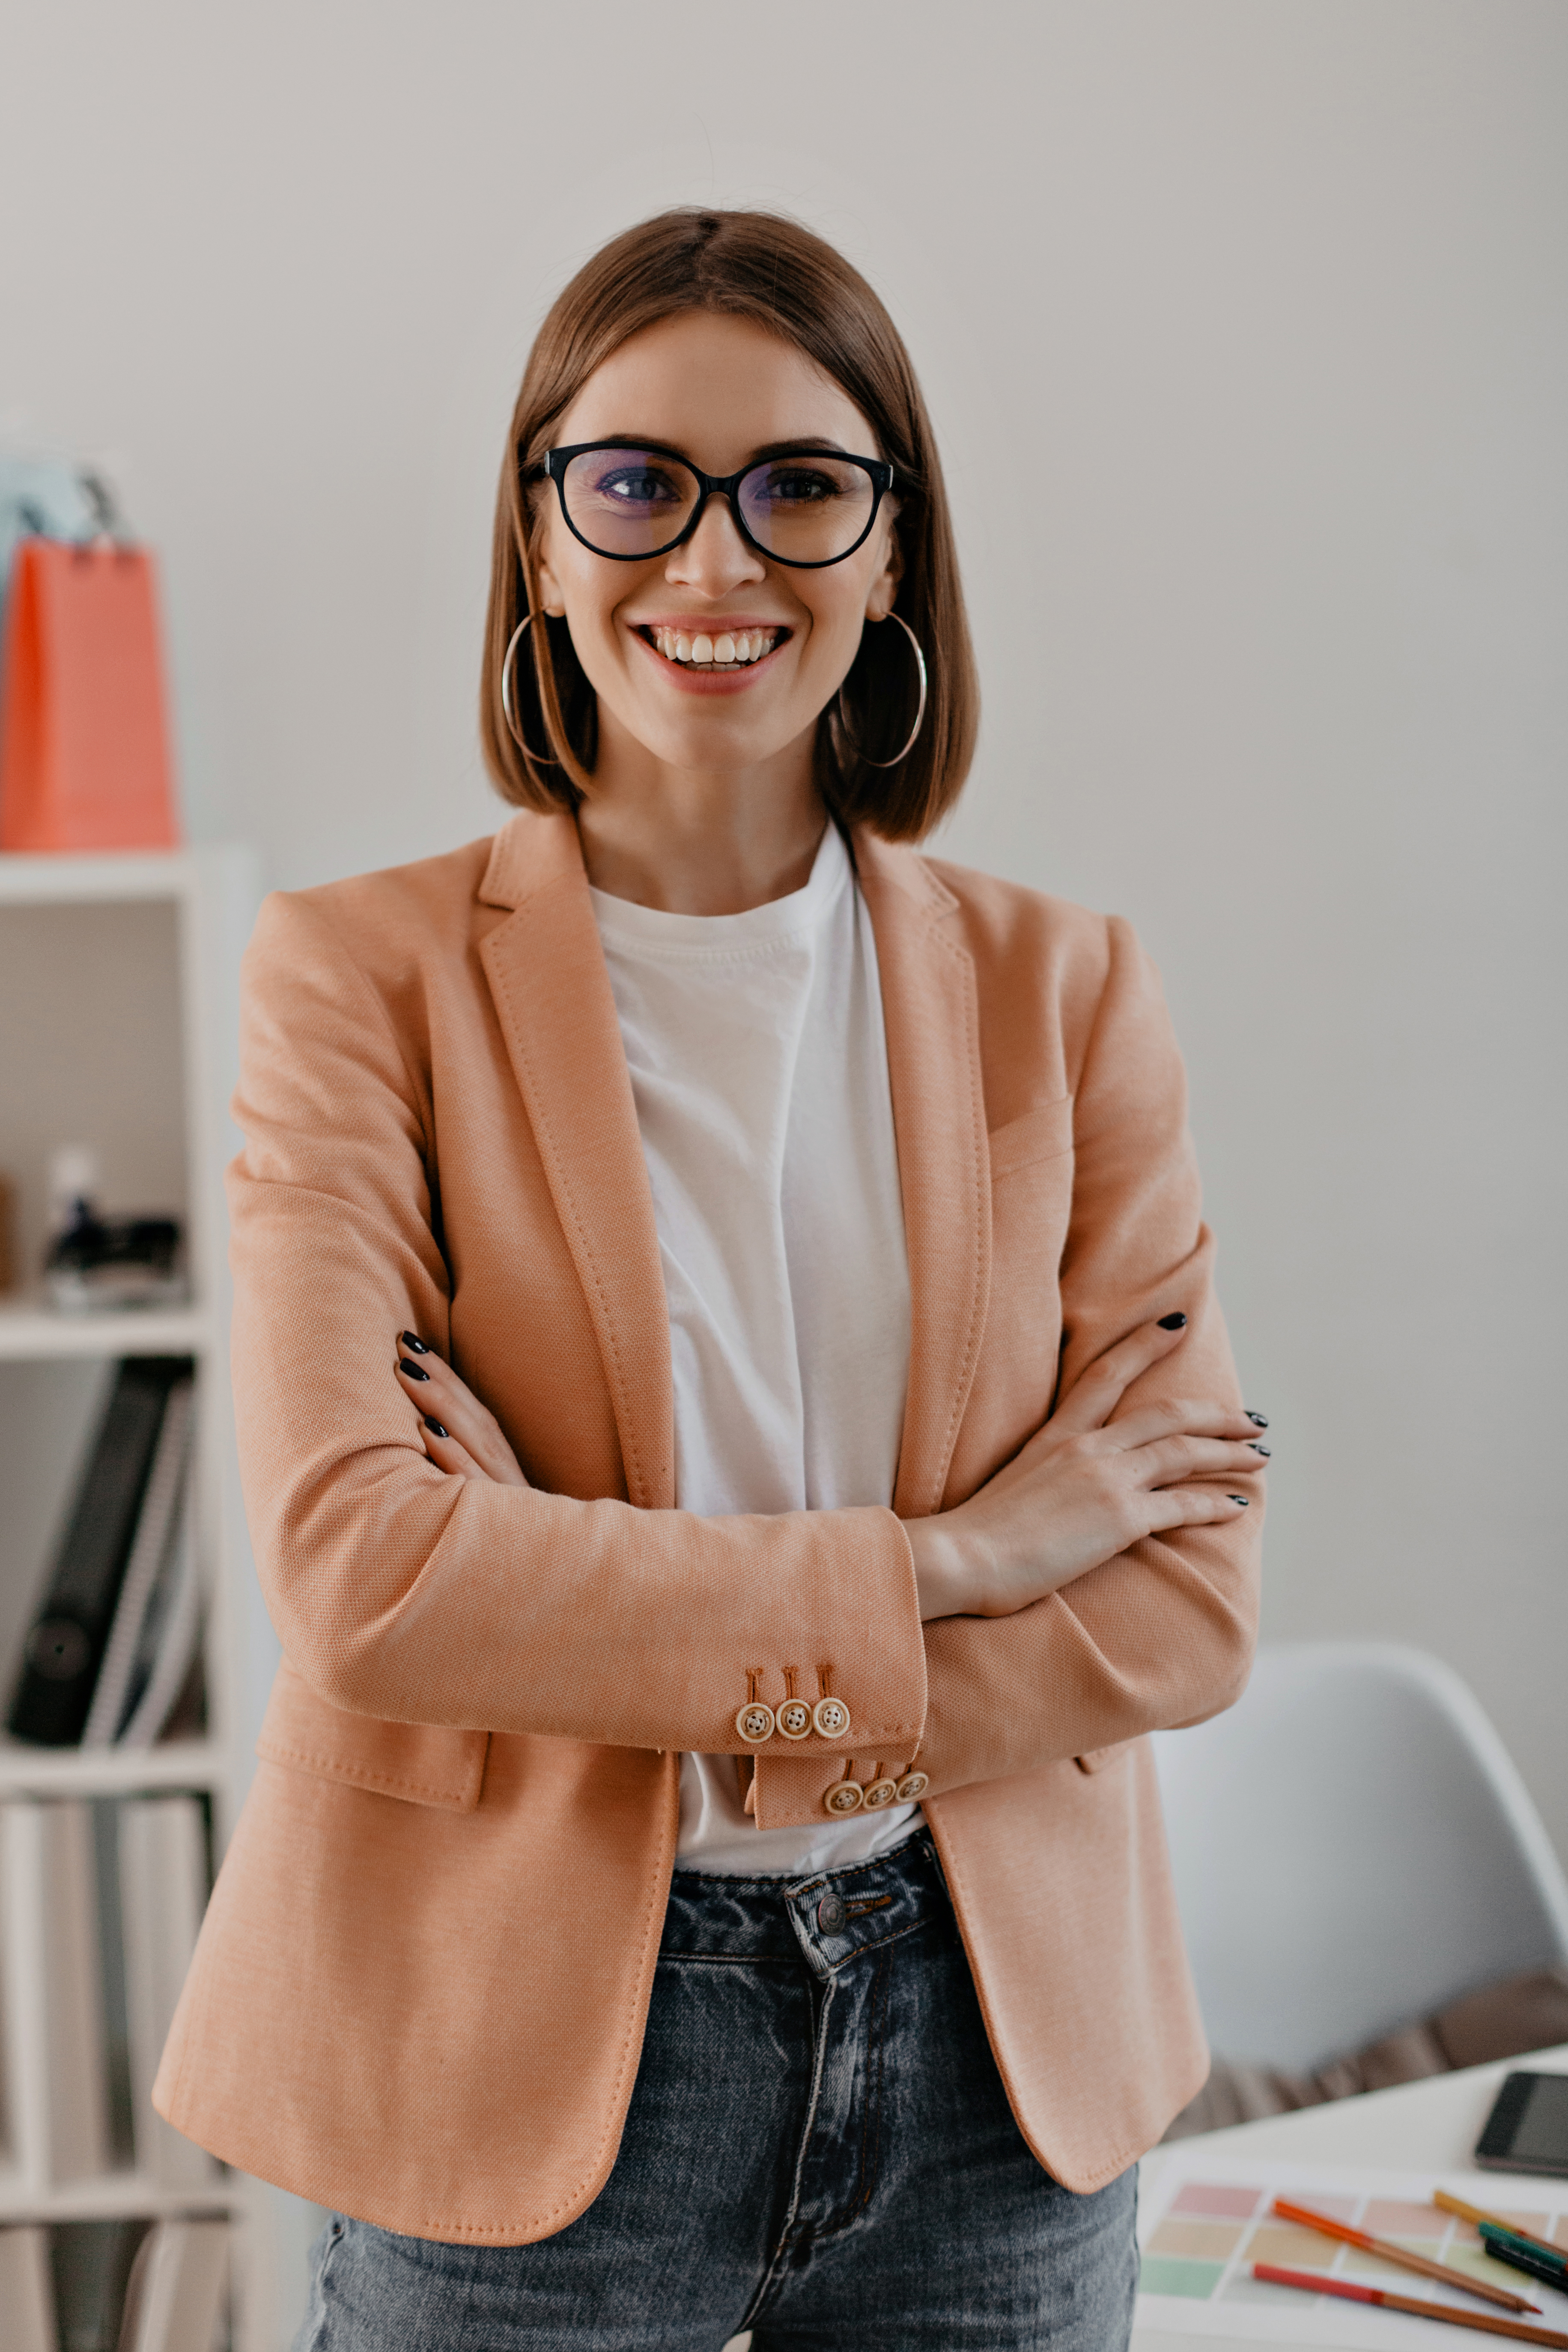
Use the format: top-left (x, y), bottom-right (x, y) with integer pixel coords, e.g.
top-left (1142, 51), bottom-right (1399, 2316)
top-left (1134, 2042), bottom-right (1568, 2351)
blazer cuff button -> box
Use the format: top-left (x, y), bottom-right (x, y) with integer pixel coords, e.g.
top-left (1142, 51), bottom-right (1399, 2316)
top-left (777, 1701), bottom-right (813, 1740)
top-left (862, 1777), bottom-right (899, 1809)
top-left (812, 1697), bottom-right (850, 1740)
top-left (823, 1779), bottom-right (864, 1816)
top-left (895, 1771), bottom-right (929, 1802)
top-left (734, 1702), bottom-right (775, 1744)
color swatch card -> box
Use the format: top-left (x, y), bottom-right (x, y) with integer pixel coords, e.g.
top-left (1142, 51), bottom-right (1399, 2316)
top-left (1137, 2158), bottom-right (1568, 2345)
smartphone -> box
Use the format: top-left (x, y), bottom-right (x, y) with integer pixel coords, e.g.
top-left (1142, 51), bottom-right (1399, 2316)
top-left (1475, 2071), bottom-right (1568, 2178)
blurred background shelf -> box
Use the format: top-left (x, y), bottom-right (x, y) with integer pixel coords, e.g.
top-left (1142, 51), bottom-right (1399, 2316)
top-left (0, 849), bottom-right (209, 906)
top-left (0, 1739), bottom-right (230, 1798)
top-left (0, 1300), bottom-right (217, 1361)
top-left (0, 844), bottom-right (280, 2349)
top-left (0, 2170), bottom-right (238, 2223)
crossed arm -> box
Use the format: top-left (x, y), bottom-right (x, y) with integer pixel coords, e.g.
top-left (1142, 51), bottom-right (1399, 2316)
top-left (233, 888), bottom-right (1261, 1803)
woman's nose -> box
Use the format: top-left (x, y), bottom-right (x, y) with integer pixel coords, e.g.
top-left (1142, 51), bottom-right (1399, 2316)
top-left (664, 496), bottom-right (766, 596)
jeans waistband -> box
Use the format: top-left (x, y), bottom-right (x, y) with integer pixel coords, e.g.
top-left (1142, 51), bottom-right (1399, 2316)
top-left (663, 1829), bottom-right (947, 1981)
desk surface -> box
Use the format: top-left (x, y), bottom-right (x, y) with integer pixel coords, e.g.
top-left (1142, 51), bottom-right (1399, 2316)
top-left (1135, 2042), bottom-right (1568, 2351)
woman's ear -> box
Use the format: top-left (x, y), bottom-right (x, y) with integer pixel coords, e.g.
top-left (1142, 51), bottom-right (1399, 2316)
top-left (864, 509), bottom-right (904, 623)
top-left (533, 531), bottom-right (568, 620)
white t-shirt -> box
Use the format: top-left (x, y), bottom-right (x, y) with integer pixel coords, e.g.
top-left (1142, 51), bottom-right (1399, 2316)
top-left (590, 822), bottom-right (921, 1874)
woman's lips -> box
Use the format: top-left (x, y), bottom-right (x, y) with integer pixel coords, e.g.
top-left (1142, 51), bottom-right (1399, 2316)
top-left (630, 622), bottom-right (790, 692)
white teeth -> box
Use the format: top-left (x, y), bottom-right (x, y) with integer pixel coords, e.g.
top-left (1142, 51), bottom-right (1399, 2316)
top-left (648, 626), bottom-right (778, 665)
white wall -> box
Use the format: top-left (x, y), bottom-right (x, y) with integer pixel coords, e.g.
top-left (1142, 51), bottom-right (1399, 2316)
top-left (4, 3), bottom-right (1565, 1857)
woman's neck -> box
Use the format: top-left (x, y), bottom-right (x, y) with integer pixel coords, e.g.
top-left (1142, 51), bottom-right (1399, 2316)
top-left (575, 741), bottom-right (828, 918)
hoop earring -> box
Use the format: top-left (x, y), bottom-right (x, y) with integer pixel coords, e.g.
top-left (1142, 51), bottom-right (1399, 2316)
top-left (837, 611), bottom-right (928, 769)
top-left (500, 611), bottom-right (561, 766)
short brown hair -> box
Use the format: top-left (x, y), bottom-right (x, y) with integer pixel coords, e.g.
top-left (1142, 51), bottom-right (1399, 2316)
top-left (480, 209), bottom-right (978, 841)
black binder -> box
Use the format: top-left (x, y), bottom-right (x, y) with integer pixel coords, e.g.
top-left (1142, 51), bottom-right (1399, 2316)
top-left (7, 1356), bottom-right (191, 1746)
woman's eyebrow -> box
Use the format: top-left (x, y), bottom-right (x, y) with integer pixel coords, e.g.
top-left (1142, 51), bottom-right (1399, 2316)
top-left (590, 435), bottom-right (863, 466)
top-left (746, 437), bottom-right (857, 462)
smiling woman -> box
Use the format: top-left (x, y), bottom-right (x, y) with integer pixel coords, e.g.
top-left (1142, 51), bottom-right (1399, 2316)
top-left (481, 210), bottom-right (975, 866)
top-left (154, 207), bottom-right (1265, 2352)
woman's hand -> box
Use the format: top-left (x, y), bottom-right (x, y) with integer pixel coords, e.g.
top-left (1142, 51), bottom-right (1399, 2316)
top-left (394, 1333), bottom-right (531, 1486)
top-left (904, 1316), bottom-right (1267, 1622)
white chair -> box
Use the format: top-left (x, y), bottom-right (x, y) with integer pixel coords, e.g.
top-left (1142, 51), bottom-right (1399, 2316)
top-left (1151, 1642), bottom-right (1568, 2072)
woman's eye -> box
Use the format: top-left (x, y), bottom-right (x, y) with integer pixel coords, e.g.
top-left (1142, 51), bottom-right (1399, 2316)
top-left (763, 468), bottom-right (840, 505)
top-left (597, 468), bottom-right (681, 507)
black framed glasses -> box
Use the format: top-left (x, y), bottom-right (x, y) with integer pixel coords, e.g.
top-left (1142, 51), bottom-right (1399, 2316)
top-left (540, 441), bottom-right (895, 569)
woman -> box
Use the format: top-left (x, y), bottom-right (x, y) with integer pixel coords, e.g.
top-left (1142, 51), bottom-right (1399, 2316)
top-left (157, 209), bottom-right (1265, 2349)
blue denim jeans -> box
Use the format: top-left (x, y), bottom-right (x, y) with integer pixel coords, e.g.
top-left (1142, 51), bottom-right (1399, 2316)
top-left (295, 1831), bottom-right (1136, 2349)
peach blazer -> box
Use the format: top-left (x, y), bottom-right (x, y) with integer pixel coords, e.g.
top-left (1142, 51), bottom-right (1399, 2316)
top-left (155, 810), bottom-right (1261, 2243)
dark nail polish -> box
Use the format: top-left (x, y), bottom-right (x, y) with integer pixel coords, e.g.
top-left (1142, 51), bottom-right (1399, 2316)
top-left (1249, 1442), bottom-right (1270, 1456)
top-left (1157, 1312), bottom-right (1187, 1331)
top-left (1228, 1494), bottom-right (1250, 1505)
top-left (398, 1357), bottom-right (429, 1382)
top-left (1246, 1410), bottom-right (1269, 1428)
top-left (424, 1417), bottom-right (449, 1440)
top-left (401, 1331), bottom-right (431, 1354)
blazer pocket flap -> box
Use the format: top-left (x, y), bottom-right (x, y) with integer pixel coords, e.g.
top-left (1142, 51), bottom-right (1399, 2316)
top-left (257, 1660), bottom-right (489, 1812)
top-left (1074, 1739), bottom-right (1133, 1775)
top-left (988, 1094), bottom-right (1075, 1179)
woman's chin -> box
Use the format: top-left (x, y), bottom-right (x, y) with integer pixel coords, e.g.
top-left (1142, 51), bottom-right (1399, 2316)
top-left (618, 705), bottom-right (808, 780)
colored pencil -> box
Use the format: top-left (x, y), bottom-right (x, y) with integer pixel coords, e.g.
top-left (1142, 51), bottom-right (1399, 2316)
top-left (1436, 2193), bottom-right (1568, 2272)
top-left (1481, 2231), bottom-right (1568, 2294)
top-left (1253, 2264), bottom-right (1568, 2346)
top-left (1273, 2198), bottom-right (1541, 2314)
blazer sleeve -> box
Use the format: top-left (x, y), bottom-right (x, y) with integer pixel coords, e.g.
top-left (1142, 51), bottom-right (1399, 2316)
top-left (227, 890), bottom-right (927, 1759)
top-left (909, 916), bottom-right (1261, 1800)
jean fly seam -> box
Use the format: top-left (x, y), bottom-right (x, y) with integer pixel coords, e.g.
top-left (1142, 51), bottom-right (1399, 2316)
top-left (817, 1940), bottom-right (892, 2239)
top-left (739, 1972), bottom-right (838, 2332)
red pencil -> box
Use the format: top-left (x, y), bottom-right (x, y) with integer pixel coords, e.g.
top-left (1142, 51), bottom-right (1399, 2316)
top-left (1253, 2263), bottom-right (1568, 2346)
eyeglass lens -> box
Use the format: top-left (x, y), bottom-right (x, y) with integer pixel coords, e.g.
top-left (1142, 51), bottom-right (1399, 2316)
top-left (560, 448), bottom-right (876, 563)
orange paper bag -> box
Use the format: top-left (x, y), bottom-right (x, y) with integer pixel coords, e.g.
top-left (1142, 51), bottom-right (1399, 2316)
top-left (0, 536), bottom-right (180, 850)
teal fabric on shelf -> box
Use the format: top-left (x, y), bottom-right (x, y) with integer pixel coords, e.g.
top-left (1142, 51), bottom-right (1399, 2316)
top-left (0, 453), bottom-right (101, 626)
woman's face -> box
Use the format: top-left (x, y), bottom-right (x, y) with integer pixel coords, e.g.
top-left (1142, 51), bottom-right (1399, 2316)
top-left (534, 310), bottom-right (901, 781)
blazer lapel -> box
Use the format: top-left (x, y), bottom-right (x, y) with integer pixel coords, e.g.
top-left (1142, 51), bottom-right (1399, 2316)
top-left (856, 830), bottom-right (992, 1520)
top-left (477, 814), bottom-right (674, 1511)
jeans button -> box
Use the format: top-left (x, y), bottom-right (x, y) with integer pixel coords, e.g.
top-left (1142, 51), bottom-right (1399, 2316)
top-left (817, 1891), bottom-right (846, 1933)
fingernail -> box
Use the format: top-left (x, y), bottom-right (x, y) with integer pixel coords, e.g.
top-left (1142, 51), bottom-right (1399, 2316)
top-left (424, 1417), bottom-right (449, 1439)
top-left (1246, 1410), bottom-right (1268, 1428)
top-left (1157, 1312), bottom-right (1187, 1331)
top-left (398, 1358), bottom-right (430, 1382)
top-left (1249, 1442), bottom-right (1270, 1456)
top-left (1228, 1494), bottom-right (1250, 1505)
top-left (401, 1331), bottom-right (431, 1354)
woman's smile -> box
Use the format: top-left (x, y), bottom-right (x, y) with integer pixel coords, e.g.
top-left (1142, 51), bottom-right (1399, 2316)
top-left (629, 615), bottom-right (790, 691)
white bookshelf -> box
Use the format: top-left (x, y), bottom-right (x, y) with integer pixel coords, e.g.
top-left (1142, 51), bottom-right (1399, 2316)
top-left (0, 845), bottom-right (282, 2351)
top-left (0, 1302), bottom-right (217, 1361)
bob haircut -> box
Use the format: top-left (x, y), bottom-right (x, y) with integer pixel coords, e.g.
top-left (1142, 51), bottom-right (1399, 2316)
top-left (480, 208), bottom-right (978, 842)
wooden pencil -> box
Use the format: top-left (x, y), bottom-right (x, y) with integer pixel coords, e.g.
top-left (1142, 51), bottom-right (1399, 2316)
top-left (1273, 2198), bottom-right (1541, 2314)
top-left (1435, 2191), bottom-right (1568, 2271)
top-left (1254, 2263), bottom-right (1568, 2346)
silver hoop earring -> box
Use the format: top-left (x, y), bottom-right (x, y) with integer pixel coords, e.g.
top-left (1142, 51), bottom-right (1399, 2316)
top-left (500, 611), bottom-right (560, 766)
top-left (837, 611), bottom-right (928, 769)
